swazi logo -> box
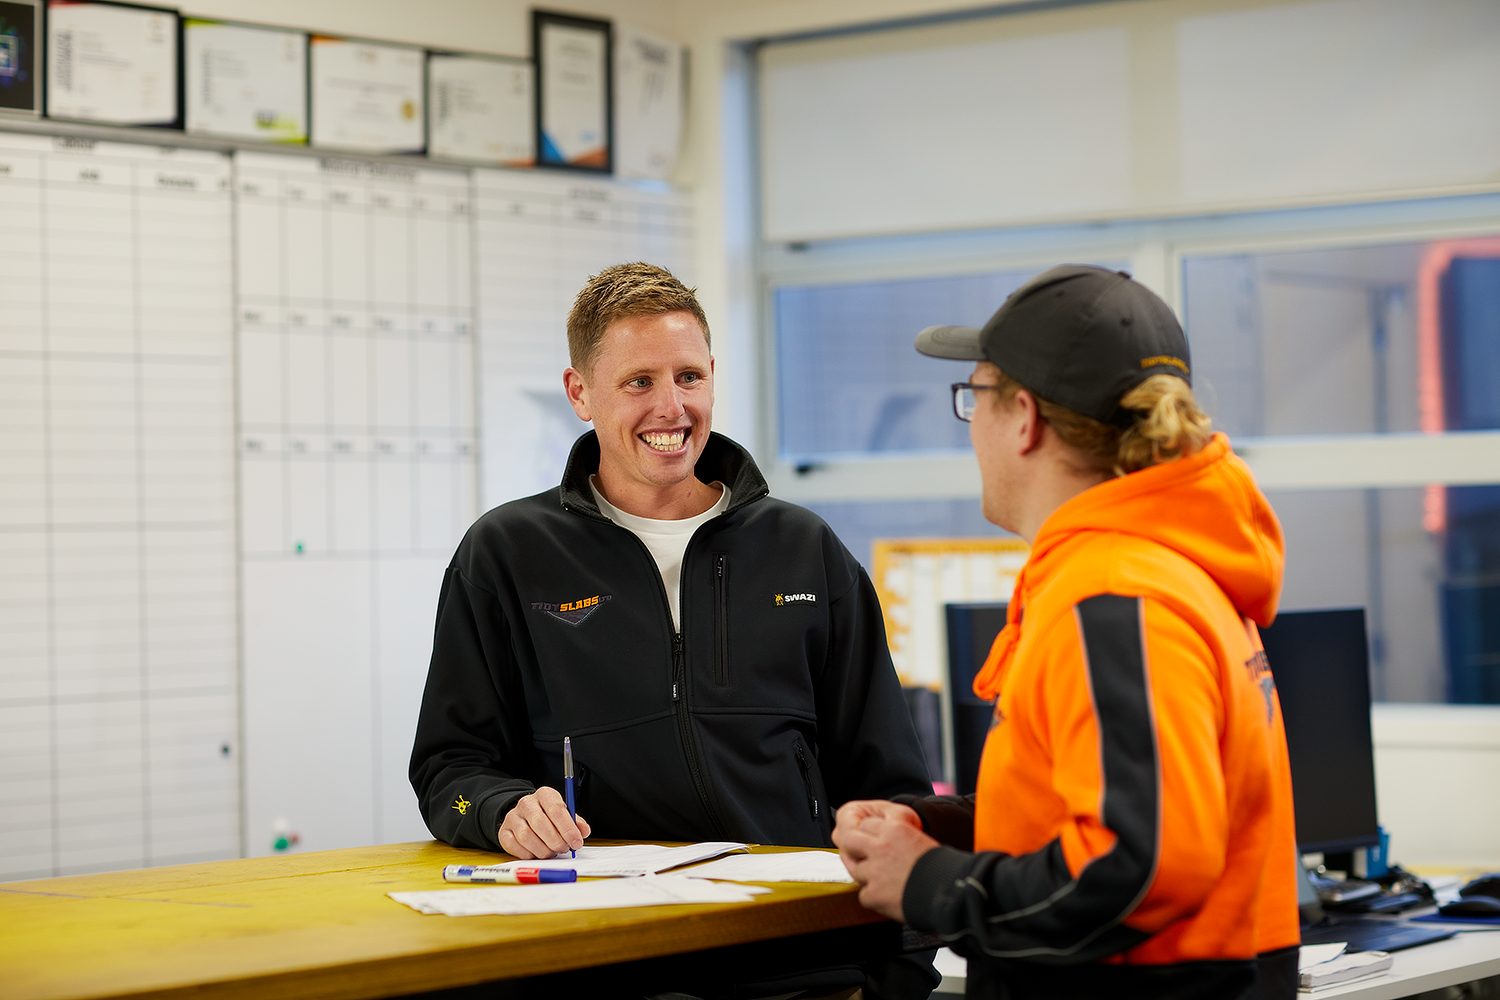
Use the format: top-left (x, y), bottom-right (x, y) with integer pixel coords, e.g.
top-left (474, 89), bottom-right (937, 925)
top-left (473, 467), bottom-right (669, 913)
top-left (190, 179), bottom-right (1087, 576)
top-left (1244, 649), bottom-right (1276, 724)
top-left (774, 593), bottom-right (816, 606)
top-left (532, 594), bottom-right (612, 626)
top-left (452, 794), bottom-right (471, 815)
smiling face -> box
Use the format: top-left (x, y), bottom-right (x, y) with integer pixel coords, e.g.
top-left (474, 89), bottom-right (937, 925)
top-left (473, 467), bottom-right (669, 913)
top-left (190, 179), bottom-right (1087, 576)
top-left (563, 310), bottom-right (715, 517)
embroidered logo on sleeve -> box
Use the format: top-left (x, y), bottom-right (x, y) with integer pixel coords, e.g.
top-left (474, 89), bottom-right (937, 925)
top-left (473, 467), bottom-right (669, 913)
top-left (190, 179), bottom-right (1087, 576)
top-left (452, 794), bottom-right (471, 815)
top-left (531, 594), bottom-right (612, 626)
top-left (774, 592), bottom-right (816, 606)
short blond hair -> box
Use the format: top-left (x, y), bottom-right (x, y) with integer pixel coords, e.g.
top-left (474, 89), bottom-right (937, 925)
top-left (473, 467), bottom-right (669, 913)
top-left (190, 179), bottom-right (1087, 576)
top-left (567, 262), bottom-right (710, 377)
top-left (990, 371), bottom-right (1213, 476)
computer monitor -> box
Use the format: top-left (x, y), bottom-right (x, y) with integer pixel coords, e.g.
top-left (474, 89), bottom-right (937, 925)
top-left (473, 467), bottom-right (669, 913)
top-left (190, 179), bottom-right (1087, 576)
top-left (944, 602), bottom-right (1008, 796)
top-left (1260, 608), bottom-right (1382, 855)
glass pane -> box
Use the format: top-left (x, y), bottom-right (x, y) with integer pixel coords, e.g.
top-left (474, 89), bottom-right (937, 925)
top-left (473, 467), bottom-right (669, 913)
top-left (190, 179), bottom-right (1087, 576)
top-left (775, 268), bottom-right (1135, 461)
top-left (1182, 236), bottom-right (1500, 437)
top-left (802, 498), bottom-right (1015, 573)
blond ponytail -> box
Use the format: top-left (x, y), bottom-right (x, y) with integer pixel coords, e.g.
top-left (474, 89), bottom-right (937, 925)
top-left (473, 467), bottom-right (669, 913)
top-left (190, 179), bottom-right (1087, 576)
top-left (1114, 375), bottom-right (1213, 474)
top-left (989, 371), bottom-right (1212, 477)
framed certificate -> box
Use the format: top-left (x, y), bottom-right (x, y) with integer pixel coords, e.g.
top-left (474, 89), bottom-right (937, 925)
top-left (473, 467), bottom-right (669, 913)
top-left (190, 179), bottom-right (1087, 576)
top-left (0, 0), bottom-right (39, 115)
top-left (45, 0), bottom-right (181, 127)
top-left (428, 51), bottom-right (533, 167)
top-left (533, 10), bottom-right (610, 172)
top-left (614, 23), bottom-right (682, 181)
top-left (309, 34), bottom-right (424, 154)
top-left (184, 18), bottom-right (306, 143)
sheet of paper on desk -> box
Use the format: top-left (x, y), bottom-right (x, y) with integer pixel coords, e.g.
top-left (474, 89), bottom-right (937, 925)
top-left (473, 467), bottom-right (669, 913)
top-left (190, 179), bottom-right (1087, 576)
top-left (390, 874), bottom-right (769, 916)
top-left (682, 851), bottom-right (854, 883)
top-left (534, 842), bottom-right (751, 877)
top-left (1298, 943), bottom-right (1347, 971)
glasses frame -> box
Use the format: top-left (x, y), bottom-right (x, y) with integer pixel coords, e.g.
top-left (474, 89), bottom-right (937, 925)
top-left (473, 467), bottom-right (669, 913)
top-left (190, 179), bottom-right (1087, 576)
top-left (951, 381), bottom-right (1001, 422)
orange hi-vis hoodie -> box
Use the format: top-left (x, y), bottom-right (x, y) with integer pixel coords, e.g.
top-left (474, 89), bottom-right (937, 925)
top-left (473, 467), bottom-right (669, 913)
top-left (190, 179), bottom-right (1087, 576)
top-left (901, 434), bottom-right (1301, 998)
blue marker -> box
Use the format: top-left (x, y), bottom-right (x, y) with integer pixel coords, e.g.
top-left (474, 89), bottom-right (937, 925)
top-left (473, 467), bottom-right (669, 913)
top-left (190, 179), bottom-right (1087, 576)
top-left (564, 736), bottom-right (576, 859)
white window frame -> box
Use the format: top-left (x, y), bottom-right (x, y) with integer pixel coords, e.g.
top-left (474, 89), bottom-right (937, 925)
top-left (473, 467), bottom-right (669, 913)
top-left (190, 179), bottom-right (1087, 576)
top-left (757, 192), bottom-right (1500, 503)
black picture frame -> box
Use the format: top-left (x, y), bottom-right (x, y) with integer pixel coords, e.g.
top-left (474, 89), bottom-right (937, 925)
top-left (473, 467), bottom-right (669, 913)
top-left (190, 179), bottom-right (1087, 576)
top-left (43, 0), bottom-right (183, 129)
top-left (0, 0), bottom-right (40, 116)
top-left (532, 9), bottom-right (611, 173)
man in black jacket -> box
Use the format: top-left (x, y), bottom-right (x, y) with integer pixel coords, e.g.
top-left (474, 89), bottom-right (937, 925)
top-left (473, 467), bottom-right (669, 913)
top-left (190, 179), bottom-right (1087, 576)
top-left (409, 263), bottom-right (934, 996)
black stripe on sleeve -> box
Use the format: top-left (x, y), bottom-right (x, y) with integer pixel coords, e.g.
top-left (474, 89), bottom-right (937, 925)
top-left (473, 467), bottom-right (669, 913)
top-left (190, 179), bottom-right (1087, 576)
top-left (918, 593), bottom-right (1160, 962)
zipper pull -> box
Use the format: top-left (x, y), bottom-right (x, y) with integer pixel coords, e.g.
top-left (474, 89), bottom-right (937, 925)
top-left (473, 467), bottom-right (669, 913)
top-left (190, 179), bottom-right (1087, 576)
top-left (716, 554), bottom-right (724, 579)
top-left (672, 633), bottom-right (683, 701)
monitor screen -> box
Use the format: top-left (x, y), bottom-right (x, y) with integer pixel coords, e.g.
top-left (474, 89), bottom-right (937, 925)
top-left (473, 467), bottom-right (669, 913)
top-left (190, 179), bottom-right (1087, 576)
top-left (1260, 608), bottom-right (1381, 854)
top-left (944, 602), bottom-right (1008, 796)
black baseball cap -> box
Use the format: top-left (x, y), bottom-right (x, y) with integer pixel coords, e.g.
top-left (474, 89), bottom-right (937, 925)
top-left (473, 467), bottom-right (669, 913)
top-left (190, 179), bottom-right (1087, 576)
top-left (915, 265), bottom-right (1191, 427)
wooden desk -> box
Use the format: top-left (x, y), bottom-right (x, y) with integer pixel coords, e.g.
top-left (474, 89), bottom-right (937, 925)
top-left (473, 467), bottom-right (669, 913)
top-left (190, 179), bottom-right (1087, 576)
top-left (0, 841), bottom-right (885, 1000)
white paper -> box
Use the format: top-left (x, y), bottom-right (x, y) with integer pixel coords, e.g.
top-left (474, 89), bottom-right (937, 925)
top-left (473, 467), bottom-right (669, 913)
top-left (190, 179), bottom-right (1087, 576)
top-left (682, 851), bottom-right (854, 884)
top-left (614, 23), bottom-right (682, 181)
top-left (391, 873), bottom-right (769, 916)
top-left (1299, 949), bottom-right (1392, 990)
top-left (46, 1), bottom-right (178, 125)
top-left (428, 53), bottom-right (533, 166)
top-left (309, 37), bottom-right (424, 154)
top-left (185, 20), bottom-right (306, 142)
top-left (518, 842), bottom-right (748, 877)
top-left (1297, 942), bottom-right (1347, 972)
top-left (539, 20), bottom-right (607, 166)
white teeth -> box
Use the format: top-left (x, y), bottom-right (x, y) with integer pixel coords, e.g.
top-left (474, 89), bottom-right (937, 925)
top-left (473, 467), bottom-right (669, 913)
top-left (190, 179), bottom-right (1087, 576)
top-left (642, 430), bottom-right (686, 452)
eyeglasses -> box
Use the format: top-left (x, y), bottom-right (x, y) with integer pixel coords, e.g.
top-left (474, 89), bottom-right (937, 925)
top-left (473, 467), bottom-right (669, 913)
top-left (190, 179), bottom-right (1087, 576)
top-left (951, 382), bottom-right (1002, 422)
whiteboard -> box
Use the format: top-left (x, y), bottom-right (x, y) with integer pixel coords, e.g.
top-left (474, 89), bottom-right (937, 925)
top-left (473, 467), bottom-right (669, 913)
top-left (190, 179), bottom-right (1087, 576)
top-left (0, 132), bottom-right (239, 879)
top-left (234, 151), bottom-right (478, 854)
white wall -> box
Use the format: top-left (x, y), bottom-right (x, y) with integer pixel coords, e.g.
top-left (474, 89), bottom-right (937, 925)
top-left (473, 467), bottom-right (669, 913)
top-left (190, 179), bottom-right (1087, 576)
top-left (1374, 705), bottom-right (1500, 870)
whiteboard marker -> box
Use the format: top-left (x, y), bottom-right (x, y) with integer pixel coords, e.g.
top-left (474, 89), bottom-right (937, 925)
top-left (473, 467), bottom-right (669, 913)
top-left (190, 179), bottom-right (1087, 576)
top-left (442, 864), bottom-right (577, 884)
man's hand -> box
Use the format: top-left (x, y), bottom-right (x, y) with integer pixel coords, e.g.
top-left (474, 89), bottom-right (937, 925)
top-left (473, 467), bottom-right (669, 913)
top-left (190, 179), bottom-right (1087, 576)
top-left (832, 799), bottom-right (938, 923)
top-left (497, 787), bottom-right (590, 859)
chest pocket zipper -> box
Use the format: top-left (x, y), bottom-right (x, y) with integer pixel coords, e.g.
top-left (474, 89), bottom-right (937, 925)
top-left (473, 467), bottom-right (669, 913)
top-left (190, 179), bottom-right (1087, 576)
top-left (794, 741), bottom-right (819, 821)
top-left (713, 553), bottom-right (730, 686)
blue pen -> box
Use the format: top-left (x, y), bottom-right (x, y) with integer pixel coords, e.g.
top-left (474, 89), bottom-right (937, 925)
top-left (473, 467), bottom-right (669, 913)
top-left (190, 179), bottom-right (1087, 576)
top-left (563, 736), bottom-right (576, 859)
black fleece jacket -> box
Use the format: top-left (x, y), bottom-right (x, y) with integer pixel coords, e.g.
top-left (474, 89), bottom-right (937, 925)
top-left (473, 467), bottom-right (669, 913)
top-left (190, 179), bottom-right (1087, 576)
top-left (409, 431), bottom-right (930, 851)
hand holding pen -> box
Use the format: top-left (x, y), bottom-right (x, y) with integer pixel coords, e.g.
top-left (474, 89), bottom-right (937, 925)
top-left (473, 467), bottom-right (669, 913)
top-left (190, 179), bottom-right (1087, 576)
top-left (496, 782), bottom-right (590, 860)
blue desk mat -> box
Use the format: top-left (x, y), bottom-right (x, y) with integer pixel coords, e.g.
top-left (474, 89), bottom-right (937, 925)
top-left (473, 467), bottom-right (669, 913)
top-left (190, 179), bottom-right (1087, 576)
top-left (1411, 912), bottom-right (1500, 927)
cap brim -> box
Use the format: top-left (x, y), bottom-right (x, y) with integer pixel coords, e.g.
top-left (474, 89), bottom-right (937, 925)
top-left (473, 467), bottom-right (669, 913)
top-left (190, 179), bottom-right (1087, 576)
top-left (915, 325), bottom-right (985, 360)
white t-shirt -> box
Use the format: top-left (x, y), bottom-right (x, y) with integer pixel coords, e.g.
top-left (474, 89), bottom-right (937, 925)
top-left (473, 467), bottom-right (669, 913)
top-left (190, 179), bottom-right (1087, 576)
top-left (589, 477), bottom-right (731, 632)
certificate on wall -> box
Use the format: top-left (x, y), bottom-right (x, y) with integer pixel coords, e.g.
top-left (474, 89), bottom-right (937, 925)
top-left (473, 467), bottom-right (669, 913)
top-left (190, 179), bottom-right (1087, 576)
top-left (533, 11), bottom-right (610, 172)
top-left (428, 52), bottom-right (533, 167)
top-left (45, 0), bottom-right (180, 126)
top-left (614, 23), bottom-right (682, 181)
top-left (309, 35), bottom-right (423, 154)
top-left (184, 19), bottom-right (306, 143)
top-left (0, 0), bottom-right (39, 115)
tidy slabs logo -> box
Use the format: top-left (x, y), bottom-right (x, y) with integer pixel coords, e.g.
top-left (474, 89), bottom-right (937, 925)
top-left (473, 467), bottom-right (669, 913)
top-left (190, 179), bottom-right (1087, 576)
top-left (532, 594), bottom-right (612, 626)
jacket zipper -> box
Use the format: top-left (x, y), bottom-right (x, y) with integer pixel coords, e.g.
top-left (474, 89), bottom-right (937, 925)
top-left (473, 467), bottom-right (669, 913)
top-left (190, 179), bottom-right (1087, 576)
top-left (713, 553), bottom-right (729, 686)
top-left (794, 741), bottom-right (820, 822)
top-left (672, 630), bottom-right (727, 836)
top-left (580, 507), bottom-right (730, 839)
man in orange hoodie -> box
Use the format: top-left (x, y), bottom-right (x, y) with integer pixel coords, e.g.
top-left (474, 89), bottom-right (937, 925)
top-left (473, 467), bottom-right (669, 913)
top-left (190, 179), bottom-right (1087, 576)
top-left (833, 265), bottom-right (1300, 999)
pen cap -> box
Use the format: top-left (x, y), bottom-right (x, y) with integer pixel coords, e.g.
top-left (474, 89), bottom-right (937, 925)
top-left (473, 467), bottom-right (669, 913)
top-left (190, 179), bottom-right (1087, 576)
top-left (563, 736), bottom-right (574, 778)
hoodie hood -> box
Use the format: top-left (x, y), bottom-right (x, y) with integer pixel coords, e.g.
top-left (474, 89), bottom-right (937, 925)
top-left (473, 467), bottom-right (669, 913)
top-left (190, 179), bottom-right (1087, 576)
top-left (975, 434), bottom-right (1283, 701)
top-left (1030, 433), bottom-right (1284, 626)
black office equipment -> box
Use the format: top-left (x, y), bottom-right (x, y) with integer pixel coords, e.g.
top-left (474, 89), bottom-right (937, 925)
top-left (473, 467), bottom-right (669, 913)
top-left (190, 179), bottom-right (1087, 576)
top-left (1297, 862), bottom-right (1456, 952)
top-left (1260, 608), bottom-right (1382, 857)
top-left (944, 603), bottom-right (1008, 796)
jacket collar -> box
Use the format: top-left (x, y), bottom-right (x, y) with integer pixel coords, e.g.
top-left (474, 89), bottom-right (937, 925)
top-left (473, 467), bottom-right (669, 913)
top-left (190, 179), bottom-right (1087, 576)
top-left (559, 431), bottom-right (770, 521)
